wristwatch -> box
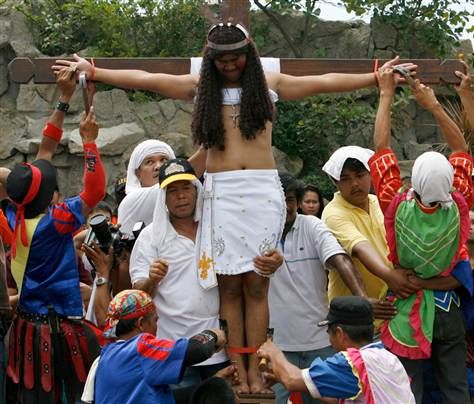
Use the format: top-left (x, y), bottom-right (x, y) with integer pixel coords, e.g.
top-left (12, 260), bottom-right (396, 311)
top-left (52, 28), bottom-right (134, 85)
top-left (56, 101), bottom-right (70, 113)
top-left (95, 276), bottom-right (109, 286)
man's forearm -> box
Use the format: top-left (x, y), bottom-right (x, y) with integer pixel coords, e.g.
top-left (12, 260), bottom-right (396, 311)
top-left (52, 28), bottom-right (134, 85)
top-left (431, 104), bottom-right (467, 153)
top-left (327, 254), bottom-right (367, 297)
top-left (374, 92), bottom-right (394, 152)
top-left (352, 241), bottom-right (392, 282)
top-left (460, 91), bottom-right (474, 131)
top-left (134, 278), bottom-right (158, 298)
top-left (418, 275), bottom-right (461, 291)
top-left (36, 92), bottom-right (72, 161)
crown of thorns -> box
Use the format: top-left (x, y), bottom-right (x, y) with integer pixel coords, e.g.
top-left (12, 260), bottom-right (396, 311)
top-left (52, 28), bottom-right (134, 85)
top-left (206, 22), bottom-right (250, 51)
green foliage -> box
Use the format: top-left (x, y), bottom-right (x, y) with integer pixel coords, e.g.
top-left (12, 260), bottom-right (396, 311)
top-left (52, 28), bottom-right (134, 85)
top-left (342, 0), bottom-right (473, 57)
top-left (15, 0), bottom-right (208, 57)
top-left (273, 94), bottom-right (376, 197)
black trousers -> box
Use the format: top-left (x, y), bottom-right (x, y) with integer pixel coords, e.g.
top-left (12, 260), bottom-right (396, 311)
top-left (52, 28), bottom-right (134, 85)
top-left (399, 304), bottom-right (470, 404)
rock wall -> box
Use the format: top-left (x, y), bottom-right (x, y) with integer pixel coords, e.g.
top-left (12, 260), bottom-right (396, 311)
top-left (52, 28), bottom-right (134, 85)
top-left (0, 7), bottom-right (472, 199)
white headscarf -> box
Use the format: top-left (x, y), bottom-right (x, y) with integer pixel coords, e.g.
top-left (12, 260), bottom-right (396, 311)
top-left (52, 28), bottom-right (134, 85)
top-left (151, 179), bottom-right (203, 250)
top-left (322, 145), bottom-right (374, 181)
top-left (411, 151), bottom-right (454, 209)
top-left (125, 139), bottom-right (176, 194)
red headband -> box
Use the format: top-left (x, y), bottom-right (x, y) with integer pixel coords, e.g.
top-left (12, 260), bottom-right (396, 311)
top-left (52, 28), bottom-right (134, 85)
top-left (11, 163), bottom-right (42, 258)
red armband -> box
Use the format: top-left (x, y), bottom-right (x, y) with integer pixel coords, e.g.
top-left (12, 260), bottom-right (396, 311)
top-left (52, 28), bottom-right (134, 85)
top-left (42, 122), bottom-right (63, 142)
top-left (79, 143), bottom-right (106, 209)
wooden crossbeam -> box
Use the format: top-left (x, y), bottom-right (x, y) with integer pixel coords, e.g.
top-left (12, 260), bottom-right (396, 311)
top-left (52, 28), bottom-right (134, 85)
top-left (8, 57), bottom-right (465, 85)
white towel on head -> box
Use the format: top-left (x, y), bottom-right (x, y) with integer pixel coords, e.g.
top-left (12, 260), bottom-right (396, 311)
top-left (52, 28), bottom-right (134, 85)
top-left (125, 139), bottom-right (175, 194)
top-left (411, 151), bottom-right (454, 209)
top-left (190, 57), bottom-right (280, 75)
top-left (322, 146), bottom-right (374, 181)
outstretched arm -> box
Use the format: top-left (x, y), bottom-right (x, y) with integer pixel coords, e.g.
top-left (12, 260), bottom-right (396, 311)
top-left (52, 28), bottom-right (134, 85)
top-left (78, 107), bottom-right (106, 217)
top-left (454, 61), bottom-right (474, 131)
top-left (412, 80), bottom-right (467, 153)
top-left (275, 56), bottom-right (416, 101)
top-left (373, 69), bottom-right (397, 152)
top-left (37, 67), bottom-right (77, 161)
top-left (52, 54), bottom-right (198, 101)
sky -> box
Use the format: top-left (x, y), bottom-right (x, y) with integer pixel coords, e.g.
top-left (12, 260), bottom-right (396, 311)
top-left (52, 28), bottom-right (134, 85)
top-left (317, 0), bottom-right (473, 46)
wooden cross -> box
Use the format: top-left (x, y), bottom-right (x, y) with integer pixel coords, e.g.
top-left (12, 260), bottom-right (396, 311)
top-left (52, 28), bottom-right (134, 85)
top-left (8, 0), bottom-right (466, 84)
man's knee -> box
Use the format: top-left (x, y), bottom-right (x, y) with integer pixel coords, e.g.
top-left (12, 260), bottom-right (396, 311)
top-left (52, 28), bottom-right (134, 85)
top-left (243, 277), bottom-right (268, 300)
top-left (218, 277), bottom-right (243, 300)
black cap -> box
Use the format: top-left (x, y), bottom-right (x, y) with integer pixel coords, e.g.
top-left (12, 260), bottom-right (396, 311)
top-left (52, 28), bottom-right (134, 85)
top-left (7, 159), bottom-right (57, 218)
top-left (318, 296), bottom-right (373, 327)
top-left (159, 158), bottom-right (197, 189)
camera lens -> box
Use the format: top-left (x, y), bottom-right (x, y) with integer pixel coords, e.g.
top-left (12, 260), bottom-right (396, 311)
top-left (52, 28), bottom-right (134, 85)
top-left (89, 214), bottom-right (112, 250)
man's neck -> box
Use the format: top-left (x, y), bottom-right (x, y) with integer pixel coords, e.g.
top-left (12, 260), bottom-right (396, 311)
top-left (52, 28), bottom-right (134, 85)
top-left (116, 330), bottom-right (140, 341)
top-left (282, 218), bottom-right (296, 241)
top-left (171, 217), bottom-right (198, 241)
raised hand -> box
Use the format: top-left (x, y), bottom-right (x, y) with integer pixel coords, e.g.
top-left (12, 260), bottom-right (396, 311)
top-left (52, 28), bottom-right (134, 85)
top-left (55, 67), bottom-right (76, 99)
top-left (79, 106), bottom-right (99, 143)
top-left (454, 60), bottom-right (472, 98)
top-left (411, 80), bottom-right (440, 112)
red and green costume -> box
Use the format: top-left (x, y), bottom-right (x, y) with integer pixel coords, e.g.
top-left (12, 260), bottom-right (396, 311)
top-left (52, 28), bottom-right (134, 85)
top-left (369, 149), bottom-right (473, 360)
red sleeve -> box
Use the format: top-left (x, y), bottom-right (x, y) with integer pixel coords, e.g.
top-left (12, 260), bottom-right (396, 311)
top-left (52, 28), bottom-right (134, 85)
top-left (449, 152), bottom-right (473, 208)
top-left (79, 143), bottom-right (106, 209)
top-left (368, 148), bottom-right (402, 213)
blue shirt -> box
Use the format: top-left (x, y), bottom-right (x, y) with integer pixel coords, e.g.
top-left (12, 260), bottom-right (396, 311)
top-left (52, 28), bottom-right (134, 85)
top-left (95, 333), bottom-right (188, 404)
top-left (5, 196), bottom-right (85, 316)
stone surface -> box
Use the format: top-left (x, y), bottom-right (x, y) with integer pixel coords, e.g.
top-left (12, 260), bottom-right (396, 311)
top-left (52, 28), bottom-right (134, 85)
top-left (403, 141), bottom-right (433, 160)
top-left (0, 7), bottom-right (462, 197)
top-left (0, 109), bottom-right (28, 159)
top-left (273, 146), bottom-right (303, 176)
top-left (68, 122), bottom-right (146, 155)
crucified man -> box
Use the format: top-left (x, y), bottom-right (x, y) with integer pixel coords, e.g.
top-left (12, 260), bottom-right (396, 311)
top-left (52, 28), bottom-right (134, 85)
top-left (53, 22), bottom-right (416, 395)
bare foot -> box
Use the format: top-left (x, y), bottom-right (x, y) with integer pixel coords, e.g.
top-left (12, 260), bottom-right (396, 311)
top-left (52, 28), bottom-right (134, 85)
top-left (248, 368), bottom-right (273, 394)
top-left (233, 379), bottom-right (250, 395)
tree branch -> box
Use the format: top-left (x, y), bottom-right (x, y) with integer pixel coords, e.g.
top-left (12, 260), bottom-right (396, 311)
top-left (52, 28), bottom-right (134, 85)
top-left (253, 0), bottom-right (302, 57)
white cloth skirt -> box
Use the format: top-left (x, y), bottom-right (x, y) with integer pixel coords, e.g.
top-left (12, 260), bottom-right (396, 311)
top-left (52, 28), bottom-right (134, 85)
top-left (196, 169), bottom-right (285, 283)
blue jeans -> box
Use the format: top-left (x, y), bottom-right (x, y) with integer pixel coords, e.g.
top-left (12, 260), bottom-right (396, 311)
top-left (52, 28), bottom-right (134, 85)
top-left (273, 346), bottom-right (335, 404)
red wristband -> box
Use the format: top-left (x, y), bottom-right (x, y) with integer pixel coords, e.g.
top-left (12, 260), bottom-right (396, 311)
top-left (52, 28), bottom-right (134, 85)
top-left (42, 122), bottom-right (63, 142)
top-left (373, 59), bottom-right (379, 87)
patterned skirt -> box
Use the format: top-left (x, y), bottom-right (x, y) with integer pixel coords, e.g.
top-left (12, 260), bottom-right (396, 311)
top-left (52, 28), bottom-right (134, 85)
top-left (6, 309), bottom-right (101, 403)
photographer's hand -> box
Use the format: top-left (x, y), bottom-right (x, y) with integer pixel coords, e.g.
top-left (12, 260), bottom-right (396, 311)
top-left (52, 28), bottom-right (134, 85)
top-left (82, 242), bottom-right (113, 278)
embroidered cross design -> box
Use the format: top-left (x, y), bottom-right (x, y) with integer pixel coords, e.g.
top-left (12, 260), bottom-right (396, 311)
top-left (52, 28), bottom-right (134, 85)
top-left (198, 252), bottom-right (214, 280)
top-left (229, 104), bottom-right (240, 128)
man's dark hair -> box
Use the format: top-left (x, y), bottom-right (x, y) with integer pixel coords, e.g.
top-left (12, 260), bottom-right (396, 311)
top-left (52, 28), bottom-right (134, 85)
top-left (341, 158), bottom-right (368, 175)
top-left (279, 172), bottom-right (305, 203)
top-left (192, 25), bottom-right (274, 150)
top-left (115, 317), bottom-right (138, 338)
top-left (190, 377), bottom-right (235, 404)
top-left (328, 323), bottom-right (374, 344)
top-left (92, 201), bottom-right (113, 218)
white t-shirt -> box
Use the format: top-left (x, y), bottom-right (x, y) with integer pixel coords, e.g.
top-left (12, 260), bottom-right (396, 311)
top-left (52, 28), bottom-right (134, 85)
top-left (130, 224), bottom-right (227, 366)
top-left (117, 185), bottom-right (161, 235)
top-left (269, 214), bottom-right (346, 351)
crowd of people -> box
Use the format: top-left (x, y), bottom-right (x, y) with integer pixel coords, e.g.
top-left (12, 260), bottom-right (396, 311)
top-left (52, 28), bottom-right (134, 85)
top-left (0, 20), bottom-right (473, 404)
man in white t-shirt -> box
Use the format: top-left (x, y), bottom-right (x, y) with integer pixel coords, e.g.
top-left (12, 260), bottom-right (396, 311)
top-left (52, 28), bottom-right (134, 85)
top-left (130, 159), bottom-right (282, 402)
top-left (269, 173), bottom-right (369, 404)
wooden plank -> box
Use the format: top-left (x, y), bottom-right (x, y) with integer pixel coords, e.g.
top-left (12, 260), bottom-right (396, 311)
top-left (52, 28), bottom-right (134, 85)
top-left (8, 57), bottom-right (465, 85)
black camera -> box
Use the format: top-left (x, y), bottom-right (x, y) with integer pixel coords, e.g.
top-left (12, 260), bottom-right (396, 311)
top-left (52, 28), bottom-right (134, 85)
top-left (85, 214), bottom-right (144, 256)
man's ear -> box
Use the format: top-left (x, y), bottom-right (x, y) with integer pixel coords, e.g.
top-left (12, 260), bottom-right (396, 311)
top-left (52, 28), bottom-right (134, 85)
top-left (136, 316), bottom-right (145, 332)
top-left (135, 168), bottom-right (141, 181)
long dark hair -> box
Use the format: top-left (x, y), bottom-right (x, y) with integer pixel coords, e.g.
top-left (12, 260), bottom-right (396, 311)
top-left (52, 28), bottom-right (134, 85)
top-left (191, 25), bottom-right (274, 150)
top-left (298, 184), bottom-right (325, 218)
